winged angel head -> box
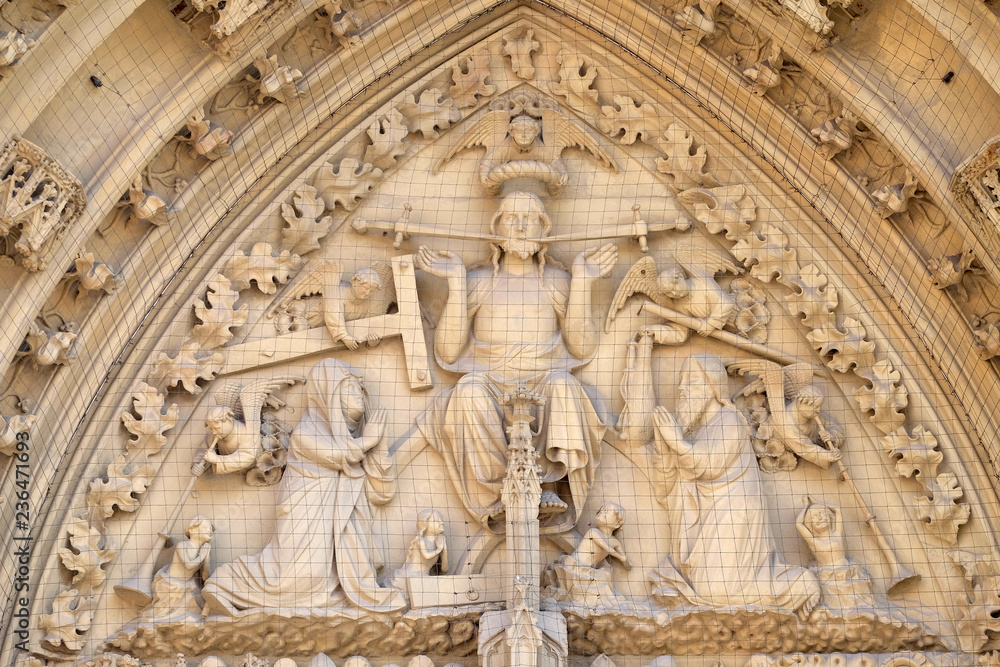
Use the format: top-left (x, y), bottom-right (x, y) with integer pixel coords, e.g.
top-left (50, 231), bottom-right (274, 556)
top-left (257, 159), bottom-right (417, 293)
top-left (437, 90), bottom-right (617, 195)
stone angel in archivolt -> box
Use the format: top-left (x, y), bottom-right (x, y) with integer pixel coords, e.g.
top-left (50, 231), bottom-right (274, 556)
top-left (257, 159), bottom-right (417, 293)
top-left (437, 92), bottom-right (616, 195)
top-left (197, 377), bottom-right (302, 482)
top-left (605, 239), bottom-right (740, 343)
top-left (266, 248), bottom-right (396, 349)
top-left (729, 359), bottom-right (844, 472)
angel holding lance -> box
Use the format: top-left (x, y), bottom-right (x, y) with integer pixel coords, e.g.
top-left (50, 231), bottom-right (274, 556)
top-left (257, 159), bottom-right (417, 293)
top-left (266, 248), bottom-right (396, 349)
top-left (605, 239), bottom-right (740, 345)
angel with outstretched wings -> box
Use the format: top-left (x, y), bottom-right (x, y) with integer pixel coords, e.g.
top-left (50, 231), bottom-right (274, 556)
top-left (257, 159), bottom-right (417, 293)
top-left (605, 240), bottom-right (740, 344)
top-left (198, 377), bottom-right (303, 479)
top-left (729, 359), bottom-right (843, 471)
top-left (437, 95), bottom-right (616, 195)
top-left (267, 248), bottom-right (396, 349)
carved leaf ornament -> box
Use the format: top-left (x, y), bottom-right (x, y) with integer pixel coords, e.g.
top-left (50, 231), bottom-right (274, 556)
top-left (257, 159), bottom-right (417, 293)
top-left (225, 242), bottom-right (304, 294)
top-left (192, 274), bottom-right (249, 348)
top-left (599, 95), bottom-right (660, 145)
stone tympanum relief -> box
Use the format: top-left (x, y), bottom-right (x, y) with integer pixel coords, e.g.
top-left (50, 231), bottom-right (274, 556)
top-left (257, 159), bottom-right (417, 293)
top-left (38, 13), bottom-right (998, 667)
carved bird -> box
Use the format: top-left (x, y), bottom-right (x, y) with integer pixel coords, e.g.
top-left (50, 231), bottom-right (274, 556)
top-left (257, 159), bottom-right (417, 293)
top-left (605, 239), bottom-right (740, 332)
top-left (437, 94), bottom-right (617, 194)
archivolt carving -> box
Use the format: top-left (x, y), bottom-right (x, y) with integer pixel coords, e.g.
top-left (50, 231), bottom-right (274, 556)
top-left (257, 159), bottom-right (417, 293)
top-left (32, 15), bottom-right (997, 665)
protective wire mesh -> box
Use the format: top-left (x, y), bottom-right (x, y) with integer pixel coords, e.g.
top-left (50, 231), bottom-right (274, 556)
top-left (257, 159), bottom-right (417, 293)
top-left (3, 0), bottom-right (1000, 664)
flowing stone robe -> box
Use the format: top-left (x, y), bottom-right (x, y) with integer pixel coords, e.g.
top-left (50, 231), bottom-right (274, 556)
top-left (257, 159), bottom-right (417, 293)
top-left (650, 405), bottom-right (820, 611)
top-left (202, 360), bottom-right (407, 615)
top-left (416, 264), bottom-right (608, 530)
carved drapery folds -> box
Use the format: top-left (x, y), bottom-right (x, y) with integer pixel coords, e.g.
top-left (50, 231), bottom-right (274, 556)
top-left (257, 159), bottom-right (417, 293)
top-left (0, 136), bottom-right (85, 271)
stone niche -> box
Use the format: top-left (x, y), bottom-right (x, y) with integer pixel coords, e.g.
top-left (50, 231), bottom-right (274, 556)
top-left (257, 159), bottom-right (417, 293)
top-left (24, 6), bottom-right (1000, 667)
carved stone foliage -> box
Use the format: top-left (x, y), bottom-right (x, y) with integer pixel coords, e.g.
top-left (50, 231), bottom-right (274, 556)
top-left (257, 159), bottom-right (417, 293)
top-left (41, 383), bottom-right (178, 656)
top-left (972, 312), bottom-right (1000, 361)
top-left (0, 136), bottom-right (86, 271)
top-left (0, 30), bottom-right (35, 68)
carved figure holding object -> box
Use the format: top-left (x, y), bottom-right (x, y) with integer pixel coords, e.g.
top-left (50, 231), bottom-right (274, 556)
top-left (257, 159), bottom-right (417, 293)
top-left (544, 502), bottom-right (630, 606)
top-left (267, 249), bottom-right (396, 349)
top-left (730, 359), bottom-right (843, 471)
top-left (202, 360), bottom-right (407, 614)
top-left (436, 91), bottom-right (616, 195)
top-left (201, 377), bottom-right (301, 478)
top-left (414, 191), bottom-right (615, 532)
top-left (142, 516), bottom-right (214, 623)
top-left (389, 509), bottom-right (449, 586)
top-left (605, 239), bottom-right (739, 342)
top-left (648, 354), bottom-right (821, 617)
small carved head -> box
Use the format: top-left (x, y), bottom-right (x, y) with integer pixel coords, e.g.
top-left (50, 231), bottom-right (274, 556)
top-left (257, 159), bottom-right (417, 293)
top-left (205, 406), bottom-right (235, 435)
top-left (490, 191), bottom-right (552, 260)
top-left (350, 267), bottom-right (382, 300)
top-left (657, 268), bottom-right (689, 299)
top-left (596, 502), bottom-right (625, 534)
top-left (339, 376), bottom-right (367, 422)
top-left (802, 504), bottom-right (835, 535)
top-left (508, 115), bottom-right (541, 150)
top-left (185, 516), bottom-right (215, 544)
top-left (417, 508), bottom-right (445, 535)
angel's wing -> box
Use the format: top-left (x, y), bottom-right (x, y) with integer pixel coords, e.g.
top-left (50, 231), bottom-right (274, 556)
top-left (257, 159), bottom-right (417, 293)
top-left (672, 239), bottom-right (741, 278)
top-left (237, 377), bottom-right (304, 431)
top-left (782, 363), bottom-right (820, 400)
top-left (728, 359), bottom-right (786, 414)
top-left (435, 109), bottom-right (510, 171)
top-left (266, 259), bottom-right (343, 319)
top-left (214, 381), bottom-right (246, 420)
top-left (605, 257), bottom-right (672, 332)
top-left (360, 261), bottom-right (397, 318)
top-left (541, 107), bottom-right (618, 172)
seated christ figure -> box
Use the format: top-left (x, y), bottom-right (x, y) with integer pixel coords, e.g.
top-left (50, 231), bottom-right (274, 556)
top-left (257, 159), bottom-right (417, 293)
top-left (415, 191), bottom-right (616, 531)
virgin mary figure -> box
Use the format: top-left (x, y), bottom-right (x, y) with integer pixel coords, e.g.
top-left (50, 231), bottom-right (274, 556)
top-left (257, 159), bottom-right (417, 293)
top-left (202, 360), bottom-right (408, 615)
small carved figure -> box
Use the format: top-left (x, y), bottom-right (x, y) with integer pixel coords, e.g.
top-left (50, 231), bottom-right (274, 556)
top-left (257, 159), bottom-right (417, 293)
top-left (143, 517), bottom-right (214, 623)
top-left (648, 354), bottom-right (821, 616)
top-left (267, 252), bottom-right (396, 347)
top-left (437, 90), bottom-right (616, 195)
top-left (389, 509), bottom-right (449, 586)
top-left (796, 497), bottom-right (876, 610)
top-left (731, 360), bottom-right (843, 471)
top-left (605, 239), bottom-right (740, 343)
top-left (200, 378), bottom-right (300, 480)
top-left (544, 502), bottom-right (630, 606)
top-left (176, 108), bottom-right (235, 161)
